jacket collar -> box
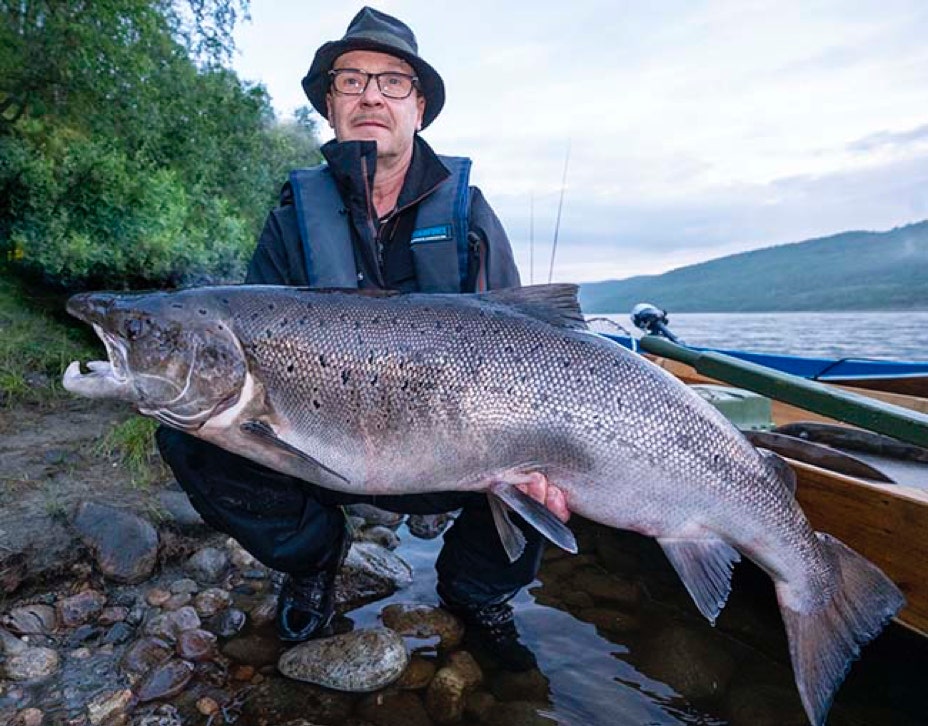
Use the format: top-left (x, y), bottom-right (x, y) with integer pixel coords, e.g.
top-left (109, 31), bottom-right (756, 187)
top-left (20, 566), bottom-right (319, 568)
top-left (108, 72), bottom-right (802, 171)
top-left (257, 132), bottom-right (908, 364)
top-left (320, 135), bottom-right (451, 212)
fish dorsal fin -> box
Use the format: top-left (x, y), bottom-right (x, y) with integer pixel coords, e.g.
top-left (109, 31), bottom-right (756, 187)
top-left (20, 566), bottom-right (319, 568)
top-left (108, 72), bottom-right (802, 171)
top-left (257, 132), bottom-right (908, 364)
top-left (476, 284), bottom-right (588, 330)
top-left (657, 537), bottom-right (741, 625)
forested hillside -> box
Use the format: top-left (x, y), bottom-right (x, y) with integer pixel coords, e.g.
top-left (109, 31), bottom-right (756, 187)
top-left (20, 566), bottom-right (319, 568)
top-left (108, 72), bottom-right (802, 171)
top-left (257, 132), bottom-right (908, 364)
top-left (579, 221), bottom-right (928, 313)
top-left (0, 0), bottom-right (320, 289)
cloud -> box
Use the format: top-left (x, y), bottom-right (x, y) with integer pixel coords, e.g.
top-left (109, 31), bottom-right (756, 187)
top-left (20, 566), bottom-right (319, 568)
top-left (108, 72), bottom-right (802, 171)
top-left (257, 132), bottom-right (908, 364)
top-left (847, 123), bottom-right (928, 153)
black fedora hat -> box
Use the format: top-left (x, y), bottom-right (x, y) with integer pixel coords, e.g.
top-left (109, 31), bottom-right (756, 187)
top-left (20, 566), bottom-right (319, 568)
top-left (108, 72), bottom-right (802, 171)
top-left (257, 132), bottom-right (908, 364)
top-left (302, 7), bottom-right (445, 130)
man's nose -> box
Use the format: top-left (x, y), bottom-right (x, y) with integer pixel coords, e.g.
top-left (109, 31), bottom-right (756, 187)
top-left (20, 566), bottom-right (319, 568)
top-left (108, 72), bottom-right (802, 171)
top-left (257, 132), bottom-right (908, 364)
top-left (360, 77), bottom-right (385, 104)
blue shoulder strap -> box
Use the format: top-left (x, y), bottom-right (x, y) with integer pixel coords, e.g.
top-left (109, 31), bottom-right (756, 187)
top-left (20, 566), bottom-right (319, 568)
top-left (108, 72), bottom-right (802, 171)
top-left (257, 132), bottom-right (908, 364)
top-left (289, 165), bottom-right (359, 288)
top-left (289, 155), bottom-right (472, 292)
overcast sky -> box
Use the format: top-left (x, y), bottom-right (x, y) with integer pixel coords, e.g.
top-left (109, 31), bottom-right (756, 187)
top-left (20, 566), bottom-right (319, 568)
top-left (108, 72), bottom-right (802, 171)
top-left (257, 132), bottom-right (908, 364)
top-left (232, 0), bottom-right (928, 283)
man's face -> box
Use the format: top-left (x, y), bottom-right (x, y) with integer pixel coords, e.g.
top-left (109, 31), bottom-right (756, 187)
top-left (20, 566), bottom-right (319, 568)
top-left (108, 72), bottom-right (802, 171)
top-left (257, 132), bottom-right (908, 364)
top-left (326, 50), bottom-right (426, 163)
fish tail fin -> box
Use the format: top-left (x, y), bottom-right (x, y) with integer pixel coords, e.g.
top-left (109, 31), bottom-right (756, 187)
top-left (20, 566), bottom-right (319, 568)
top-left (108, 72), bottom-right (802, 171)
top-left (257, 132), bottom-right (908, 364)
top-left (778, 532), bottom-right (905, 726)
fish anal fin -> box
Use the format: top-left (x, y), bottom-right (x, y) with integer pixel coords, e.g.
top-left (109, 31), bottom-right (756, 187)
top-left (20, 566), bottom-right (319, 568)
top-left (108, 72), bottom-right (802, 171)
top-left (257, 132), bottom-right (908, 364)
top-left (487, 495), bottom-right (526, 563)
top-left (657, 536), bottom-right (741, 625)
top-left (239, 419), bottom-right (349, 488)
top-left (489, 481), bottom-right (578, 555)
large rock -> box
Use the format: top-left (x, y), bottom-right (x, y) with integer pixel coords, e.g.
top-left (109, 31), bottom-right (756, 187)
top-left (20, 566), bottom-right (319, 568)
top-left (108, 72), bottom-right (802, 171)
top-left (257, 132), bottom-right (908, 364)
top-left (278, 627), bottom-right (408, 692)
top-left (71, 501), bottom-right (159, 583)
top-left (336, 542), bottom-right (413, 611)
top-left (135, 658), bottom-right (195, 702)
top-left (2, 604), bottom-right (58, 635)
top-left (3, 645), bottom-right (60, 680)
top-left (381, 603), bottom-right (464, 649)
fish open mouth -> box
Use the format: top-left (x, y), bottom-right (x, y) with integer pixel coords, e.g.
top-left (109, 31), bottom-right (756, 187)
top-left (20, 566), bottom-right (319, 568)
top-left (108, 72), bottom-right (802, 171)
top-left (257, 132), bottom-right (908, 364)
top-left (62, 325), bottom-right (136, 401)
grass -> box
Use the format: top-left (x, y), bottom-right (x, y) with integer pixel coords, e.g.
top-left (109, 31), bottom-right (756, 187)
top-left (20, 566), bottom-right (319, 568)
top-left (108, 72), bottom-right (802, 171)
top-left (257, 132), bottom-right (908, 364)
top-left (94, 416), bottom-right (169, 488)
top-left (0, 270), bottom-right (101, 405)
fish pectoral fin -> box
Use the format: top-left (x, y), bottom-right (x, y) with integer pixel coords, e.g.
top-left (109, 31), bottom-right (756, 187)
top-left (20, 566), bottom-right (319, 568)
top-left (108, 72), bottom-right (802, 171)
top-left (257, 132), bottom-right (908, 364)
top-left (488, 481), bottom-right (578, 555)
top-left (487, 494), bottom-right (527, 563)
top-left (239, 419), bottom-right (349, 488)
top-left (657, 537), bottom-right (741, 625)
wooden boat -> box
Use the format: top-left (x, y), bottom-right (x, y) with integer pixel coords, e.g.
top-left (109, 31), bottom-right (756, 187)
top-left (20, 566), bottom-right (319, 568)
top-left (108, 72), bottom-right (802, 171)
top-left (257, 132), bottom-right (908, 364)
top-left (602, 332), bottom-right (928, 398)
top-left (633, 345), bottom-right (928, 637)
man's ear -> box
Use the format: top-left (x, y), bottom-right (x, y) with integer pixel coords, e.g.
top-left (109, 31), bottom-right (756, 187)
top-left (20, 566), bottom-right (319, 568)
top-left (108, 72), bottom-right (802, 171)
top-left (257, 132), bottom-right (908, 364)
top-left (416, 94), bottom-right (426, 131)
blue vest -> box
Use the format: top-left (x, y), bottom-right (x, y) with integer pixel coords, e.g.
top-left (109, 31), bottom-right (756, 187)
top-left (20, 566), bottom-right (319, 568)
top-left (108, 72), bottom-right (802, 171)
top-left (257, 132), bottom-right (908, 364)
top-left (288, 155), bottom-right (473, 293)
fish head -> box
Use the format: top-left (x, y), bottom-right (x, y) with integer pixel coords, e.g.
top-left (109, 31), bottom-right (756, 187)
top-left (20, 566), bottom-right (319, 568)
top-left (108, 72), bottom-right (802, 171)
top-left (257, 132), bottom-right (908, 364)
top-left (63, 290), bottom-right (247, 430)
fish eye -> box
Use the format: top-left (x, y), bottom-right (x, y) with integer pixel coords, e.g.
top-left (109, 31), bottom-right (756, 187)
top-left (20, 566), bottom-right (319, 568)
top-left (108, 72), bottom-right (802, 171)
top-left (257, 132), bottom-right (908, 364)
top-left (125, 318), bottom-right (144, 340)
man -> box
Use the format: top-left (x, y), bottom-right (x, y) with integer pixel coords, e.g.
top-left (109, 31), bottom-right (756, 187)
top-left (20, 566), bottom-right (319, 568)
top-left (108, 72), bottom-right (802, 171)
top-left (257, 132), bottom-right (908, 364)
top-left (157, 6), bottom-right (566, 672)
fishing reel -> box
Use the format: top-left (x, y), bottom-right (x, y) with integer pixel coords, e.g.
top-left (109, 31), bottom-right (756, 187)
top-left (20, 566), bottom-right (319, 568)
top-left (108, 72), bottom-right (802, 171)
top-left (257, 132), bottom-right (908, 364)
top-left (631, 303), bottom-right (682, 343)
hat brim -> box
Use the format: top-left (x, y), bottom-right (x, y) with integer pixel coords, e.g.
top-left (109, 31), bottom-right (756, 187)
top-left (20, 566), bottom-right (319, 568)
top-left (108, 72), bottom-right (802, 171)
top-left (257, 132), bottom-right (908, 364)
top-left (302, 38), bottom-right (445, 130)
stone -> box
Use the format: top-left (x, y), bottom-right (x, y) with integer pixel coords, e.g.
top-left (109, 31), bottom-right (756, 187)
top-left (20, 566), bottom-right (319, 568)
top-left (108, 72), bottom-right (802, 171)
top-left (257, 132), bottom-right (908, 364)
top-left (465, 690), bottom-right (498, 721)
top-left (170, 578), bottom-right (199, 595)
top-left (578, 607), bottom-right (641, 635)
top-left (133, 704), bottom-right (183, 726)
top-left (57, 589), bottom-right (106, 627)
top-left (381, 603), bottom-right (465, 649)
top-left (278, 627), bottom-right (408, 692)
top-left (193, 587), bottom-right (232, 617)
top-left (146, 588), bottom-right (171, 607)
top-left (0, 550), bottom-right (27, 593)
top-left (208, 607), bottom-right (247, 638)
top-left (120, 636), bottom-right (173, 676)
top-left (570, 569), bottom-right (642, 607)
top-left (176, 628), bottom-right (218, 662)
top-left (65, 623), bottom-right (102, 648)
top-left (248, 594), bottom-right (277, 627)
top-left (346, 503), bottom-right (405, 527)
top-left (445, 650), bottom-right (483, 688)
top-left (425, 667), bottom-right (471, 723)
top-left (355, 525), bottom-right (401, 550)
top-left (240, 678), bottom-right (355, 724)
top-left (103, 621), bottom-right (135, 646)
top-left (136, 658), bottom-right (195, 702)
top-left (484, 701), bottom-right (559, 725)
top-left (395, 655), bottom-right (437, 690)
top-left (3, 645), bottom-right (59, 680)
top-left (226, 538), bottom-right (257, 568)
top-left (87, 688), bottom-right (133, 725)
top-left (72, 501), bottom-right (159, 583)
top-left (336, 543), bottom-right (413, 611)
top-left (186, 546), bottom-right (230, 583)
top-left (143, 606), bottom-right (201, 641)
top-left (158, 489), bottom-right (206, 528)
top-left (232, 664), bottom-right (256, 681)
top-left (2, 604), bottom-right (58, 634)
top-left (356, 689), bottom-right (432, 726)
top-left (221, 633), bottom-right (282, 667)
top-left (406, 512), bottom-right (456, 539)
top-left (0, 626), bottom-right (28, 654)
top-left (196, 696), bottom-right (221, 716)
top-left (99, 606), bottom-right (129, 625)
top-left (162, 593), bottom-right (193, 611)
top-left (12, 708), bottom-right (44, 726)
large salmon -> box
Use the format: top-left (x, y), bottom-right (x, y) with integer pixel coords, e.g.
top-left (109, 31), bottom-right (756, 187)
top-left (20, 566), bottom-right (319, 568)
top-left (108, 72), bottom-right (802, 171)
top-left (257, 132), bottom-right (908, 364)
top-left (63, 283), bottom-right (903, 725)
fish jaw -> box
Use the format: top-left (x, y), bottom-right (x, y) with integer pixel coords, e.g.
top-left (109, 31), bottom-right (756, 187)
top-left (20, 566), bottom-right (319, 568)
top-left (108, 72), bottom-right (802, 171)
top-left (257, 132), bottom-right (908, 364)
top-left (63, 359), bottom-right (137, 401)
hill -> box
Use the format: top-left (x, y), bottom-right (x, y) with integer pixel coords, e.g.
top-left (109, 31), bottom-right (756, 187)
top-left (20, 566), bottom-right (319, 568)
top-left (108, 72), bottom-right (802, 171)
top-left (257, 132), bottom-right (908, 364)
top-left (578, 221), bottom-right (928, 313)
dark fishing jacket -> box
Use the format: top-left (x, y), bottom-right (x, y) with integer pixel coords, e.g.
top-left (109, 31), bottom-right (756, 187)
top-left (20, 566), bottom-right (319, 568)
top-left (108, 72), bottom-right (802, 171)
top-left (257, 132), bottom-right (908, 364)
top-left (246, 135), bottom-right (520, 292)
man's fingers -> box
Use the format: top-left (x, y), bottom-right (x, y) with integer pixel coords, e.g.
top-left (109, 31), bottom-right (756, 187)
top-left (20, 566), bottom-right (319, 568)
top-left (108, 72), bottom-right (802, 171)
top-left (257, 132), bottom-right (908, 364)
top-left (513, 475), bottom-right (571, 524)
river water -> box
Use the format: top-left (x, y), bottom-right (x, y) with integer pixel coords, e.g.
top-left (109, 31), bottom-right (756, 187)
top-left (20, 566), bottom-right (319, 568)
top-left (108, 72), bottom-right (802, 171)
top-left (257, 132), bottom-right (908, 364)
top-left (596, 310), bottom-right (928, 361)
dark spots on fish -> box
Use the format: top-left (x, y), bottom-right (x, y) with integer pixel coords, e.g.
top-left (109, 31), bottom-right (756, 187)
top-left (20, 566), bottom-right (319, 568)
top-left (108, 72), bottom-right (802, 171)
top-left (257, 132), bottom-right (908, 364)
top-left (268, 303), bottom-right (275, 311)
top-left (370, 373), bottom-right (379, 386)
top-left (562, 359), bottom-right (571, 368)
top-left (520, 374), bottom-right (528, 383)
top-left (299, 318), bottom-right (307, 325)
top-left (400, 380), bottom-right (409, 391)
top-left (286, 363), bottom-right (294, 374)
top-left (319, 354), bottom-right (328, 367)
top-left (341, 370), bottom-right (351, 385)
top-left (455, 324), bottom-right (463, 333)
top-left (265, 329), bottom-right (273, 339)
top-left (251, 312), bottom-right (260, 321)
top-left (367, 351), bottom-right (375, 365)
top-left (280, 318), bottom-right (289, 328)
top-left (221, 298), bottom-right (230, 305)
top-left (589, 366), bottom-right (596, 374)
top-left (171, 303), bottom-right (183, 309)
top-left (371, 316), bottom-right (381, 324)
top-left (505, 345), bottom-right (514, 354)
top-left (313, 399), bottom-right (321, 409)
top-left (506, 386), bottom-right (514, 395)
top-left (198, 308), bottom-right (208, 316)
top-left (353, 320), bottom-right (362, 330)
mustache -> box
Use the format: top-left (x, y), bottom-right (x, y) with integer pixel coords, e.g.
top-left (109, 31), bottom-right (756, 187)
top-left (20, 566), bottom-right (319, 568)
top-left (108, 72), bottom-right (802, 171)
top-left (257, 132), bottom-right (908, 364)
top-left (351, 114), bottom-right (391, 127)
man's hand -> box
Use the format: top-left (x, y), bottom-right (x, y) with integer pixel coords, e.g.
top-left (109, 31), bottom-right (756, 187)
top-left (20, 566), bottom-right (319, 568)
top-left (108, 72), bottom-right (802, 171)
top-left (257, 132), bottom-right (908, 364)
top-left (514, 472), bottom-right (570, 523)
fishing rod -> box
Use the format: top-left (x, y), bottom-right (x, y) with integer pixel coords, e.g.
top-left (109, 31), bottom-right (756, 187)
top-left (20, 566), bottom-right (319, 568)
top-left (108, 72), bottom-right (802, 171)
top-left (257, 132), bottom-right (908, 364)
top-left (547, 141), bottom-right (571, 284)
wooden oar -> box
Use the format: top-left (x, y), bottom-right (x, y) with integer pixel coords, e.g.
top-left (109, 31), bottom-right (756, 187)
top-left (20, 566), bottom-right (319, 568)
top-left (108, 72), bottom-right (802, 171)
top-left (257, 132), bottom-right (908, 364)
top-left (638, 335), bottom-right (928, 448)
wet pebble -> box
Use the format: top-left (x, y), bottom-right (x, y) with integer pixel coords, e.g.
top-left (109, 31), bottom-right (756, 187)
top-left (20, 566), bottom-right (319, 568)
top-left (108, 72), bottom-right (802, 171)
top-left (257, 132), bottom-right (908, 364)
top-left (120, 636), bottom-right (173, 676)
top-left (162, 592), bottom-right (192, 611)
top-left (72, 501), bottom-right (159, 583)
top-left (226, 537), bottom-right (258, 568)
top-left (381, 603), bottom-right (464, 649)
top-left (146, 588), bottom-right (171, 607)
top-left (355, 524), bottom-right (401, 550)
top-left (570, 569), bottom-right (642, 606)
top-left (406, 512), bottom-right (456, 539)
top-left (278, 627), bottom-right (408, 692)
top-left (103, 621), bottom-right (135, 646)
top-left (196, 696), bottom-right (220, 716)
top-left (136, 657), bottom-right (195, 702)
top-left (208, 607), bottom-right (247, 638)
top-left (87, 688), bottom-right (133, 725)
top-left (2, 604), bottom-right (58, 635)
top-left (337, 543), bottom-right (413, 610)
top-left (57, 589), bottom-right (106, 628)
top-left (11, 707), bottom-right (44, 726)
top-left (176, 628), bottom-right (218, 661)
top-left (133, 703), bottom-right (183, 726)
top-left (186, 546), bottom-right (230, 583)
top-left (426, 665), bottom-right (478, 723)
top-left (346, 503), bottom-right (405, 527)
top-left (248, 594), bottom-right (278, 627)
top-left (465, 690), bottom-right (498, 721)
top-left (3, 645), bottom-right (59, 680)
top-left (99, 605), bottom-right (129, 625)
top-left (222, 632), bottom-right (281, 667)
top-left (193, 587), bottom-right (232, 617)
top-left (395, 654), bottom-right (437, 690)
top-left (356, 689), bottom-right (432, 726)
top-left (241, 677), bottom-right (355, 724)
top-left (143, 605), bottom-right (201, 641)
top-left (65, 623), bottom-right (102, 648)
top-left (158, 490), bottom-right (206, 529)
top-left (170, 578), bottom-right (199, 594)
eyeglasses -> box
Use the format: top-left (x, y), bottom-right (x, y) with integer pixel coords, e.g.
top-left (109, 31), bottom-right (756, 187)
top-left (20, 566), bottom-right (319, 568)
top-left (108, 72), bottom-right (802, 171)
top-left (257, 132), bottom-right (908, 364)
top-left (328, 69), bottom-right (419, 99)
